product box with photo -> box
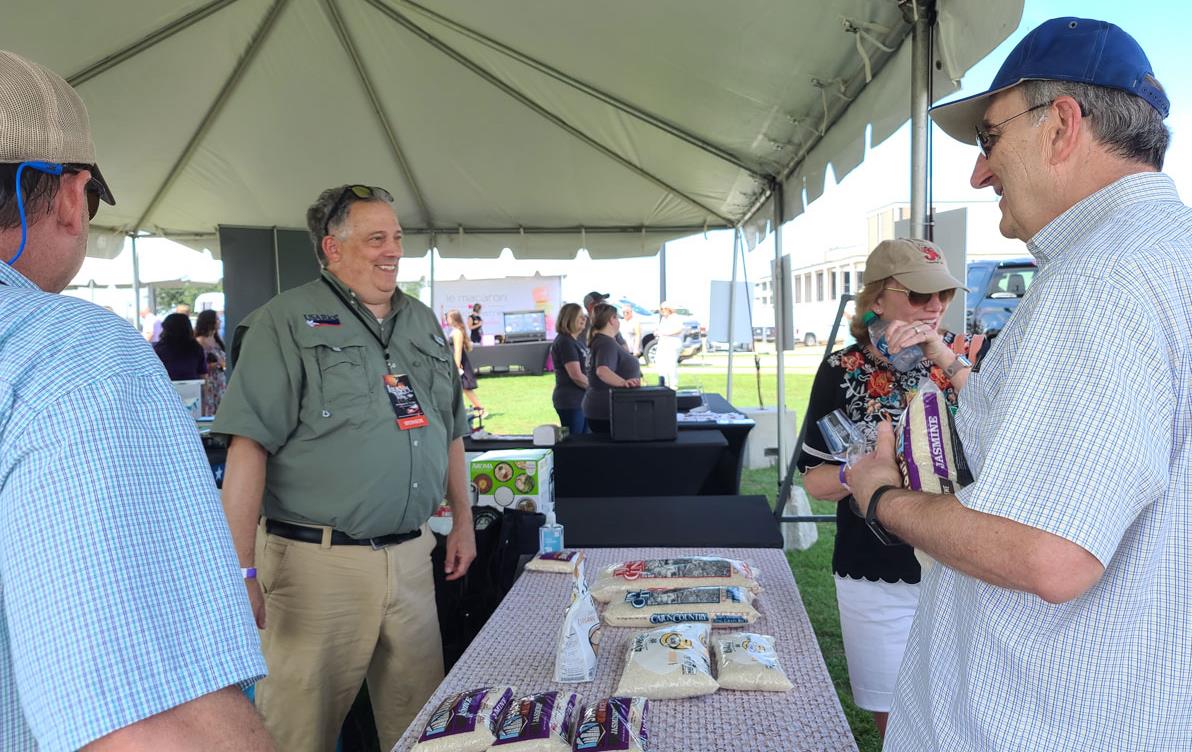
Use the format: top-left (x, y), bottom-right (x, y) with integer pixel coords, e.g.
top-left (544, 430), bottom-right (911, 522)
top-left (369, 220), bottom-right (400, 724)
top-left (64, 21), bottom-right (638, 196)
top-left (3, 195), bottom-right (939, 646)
top-left (469, 448), bottom-right (554, 515)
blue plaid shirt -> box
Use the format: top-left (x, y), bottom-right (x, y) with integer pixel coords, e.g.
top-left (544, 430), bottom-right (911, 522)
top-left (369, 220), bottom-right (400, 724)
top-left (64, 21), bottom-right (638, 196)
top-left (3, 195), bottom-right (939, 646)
top-left (887, 173), bottom-right (1192, 751)
top-left (0, 263), bottom-right (265, 751)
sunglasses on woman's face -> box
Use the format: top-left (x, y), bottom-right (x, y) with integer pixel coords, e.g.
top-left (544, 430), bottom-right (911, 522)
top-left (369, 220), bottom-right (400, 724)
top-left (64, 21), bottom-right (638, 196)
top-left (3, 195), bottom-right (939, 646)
top-left (882, 286), bottom-right (956, 306)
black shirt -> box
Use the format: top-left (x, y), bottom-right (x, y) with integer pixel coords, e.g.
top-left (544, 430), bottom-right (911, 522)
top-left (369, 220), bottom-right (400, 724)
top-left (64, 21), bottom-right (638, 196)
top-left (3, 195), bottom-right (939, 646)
top-left (551, 333), bottom-right (588, 410)
top-left (797, 334), bottom-right (982, 584)
top-left (582, 333), bottom-right (641, 420)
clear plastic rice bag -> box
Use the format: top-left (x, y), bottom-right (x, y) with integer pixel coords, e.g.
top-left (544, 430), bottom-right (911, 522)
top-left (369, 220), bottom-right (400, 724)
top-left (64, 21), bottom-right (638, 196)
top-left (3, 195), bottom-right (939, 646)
top-left (412, 686), bottom-right (515, 752)
top-left (555, 560), bottom-right (601, 683)
top-left (492, 690), bottom-right (579, 751)
top-left (591, 557), bottom-right (759, 603)
top-left (572, 696), bottom-right (650, 752)
top-left (714, 632), bottom-right (793, 692)
top-left (614, 623), bottom-right (718, 700)
top-left (602, 586), bottom-right (758, 628)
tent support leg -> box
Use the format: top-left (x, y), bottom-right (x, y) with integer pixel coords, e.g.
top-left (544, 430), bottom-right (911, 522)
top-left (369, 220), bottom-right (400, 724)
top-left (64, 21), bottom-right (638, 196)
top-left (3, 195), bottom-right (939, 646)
top-left (910, 0), bottom-right (935, 239)
top-left (772, 184), bottom-right (786, 484)
top-left (131, 235), bottom-right (142, 326)
top-left (726, 228), bottom-right (741, 403)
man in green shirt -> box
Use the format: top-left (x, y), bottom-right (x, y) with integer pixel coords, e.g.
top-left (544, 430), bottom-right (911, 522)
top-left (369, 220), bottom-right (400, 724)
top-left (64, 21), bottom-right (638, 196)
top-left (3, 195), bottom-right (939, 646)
top-left (214, 184), bottom-right (476, 752)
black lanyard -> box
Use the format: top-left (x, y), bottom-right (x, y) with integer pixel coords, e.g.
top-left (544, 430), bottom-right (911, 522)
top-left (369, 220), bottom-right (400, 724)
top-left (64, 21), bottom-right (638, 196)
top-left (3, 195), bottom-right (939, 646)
top-left (321, 276), bottom-right (398, 374)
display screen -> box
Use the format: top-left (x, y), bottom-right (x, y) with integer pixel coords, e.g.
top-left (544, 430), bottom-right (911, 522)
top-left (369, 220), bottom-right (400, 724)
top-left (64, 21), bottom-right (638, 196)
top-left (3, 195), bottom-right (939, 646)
top-left (504, 311), bottom-right (546, 335)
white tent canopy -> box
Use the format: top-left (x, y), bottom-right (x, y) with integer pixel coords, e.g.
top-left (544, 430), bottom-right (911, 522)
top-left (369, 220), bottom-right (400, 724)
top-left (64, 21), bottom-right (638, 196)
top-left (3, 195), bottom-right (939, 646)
top-left (2, 0), bottom-right (1021, 260)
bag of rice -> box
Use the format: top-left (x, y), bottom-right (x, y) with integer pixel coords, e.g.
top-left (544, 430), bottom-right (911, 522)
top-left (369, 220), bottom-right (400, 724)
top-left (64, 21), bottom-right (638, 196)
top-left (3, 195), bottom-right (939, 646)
top-left (554, 561), bottom-right (601, 683)
top-left (714, 633), bottom-right (793, 692)
top-left (614, 623), bottom-right (718, 700)
top-left (602, 586), bottom-right (758, 628)
top-left (411, 686), bottom-right (514, 752)
top-left (591, 557), bottom-right (760, 603)
top-left (492, 691), bottom-right (579, 751)
top-left (526, 550), bottom-right (583, 573)
top-left (572, 696), bottom-right (650, 752)
top-left (895, 379), bottom-right (973, 569)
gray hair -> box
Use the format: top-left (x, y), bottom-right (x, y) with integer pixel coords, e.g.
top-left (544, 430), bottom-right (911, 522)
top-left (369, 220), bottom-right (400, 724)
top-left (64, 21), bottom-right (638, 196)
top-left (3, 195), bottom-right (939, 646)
top-left (1021, 80), bottom-right (1170, 170)
top-left (305, 185), bottom-right (393, 266)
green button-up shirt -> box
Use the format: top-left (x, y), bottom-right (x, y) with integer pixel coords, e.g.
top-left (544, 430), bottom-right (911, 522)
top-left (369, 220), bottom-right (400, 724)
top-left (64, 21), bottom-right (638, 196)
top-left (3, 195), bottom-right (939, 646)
top-left (212, 271), bottom-right (468, 538)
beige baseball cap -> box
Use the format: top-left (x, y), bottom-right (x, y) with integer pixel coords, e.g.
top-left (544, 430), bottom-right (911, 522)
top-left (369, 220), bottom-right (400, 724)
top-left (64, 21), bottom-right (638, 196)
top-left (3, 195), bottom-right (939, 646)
top-left (864, 238), bottom-right (965, 293)
top-left (0, 50), bottom-right (115, 205)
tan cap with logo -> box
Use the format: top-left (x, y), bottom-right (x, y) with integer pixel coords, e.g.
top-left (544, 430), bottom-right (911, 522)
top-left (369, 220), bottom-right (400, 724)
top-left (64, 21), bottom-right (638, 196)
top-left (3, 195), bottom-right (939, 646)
top-left (0, 50), bottom-right (115, 204)
top-left (864, 238), bottom-right (964, 293)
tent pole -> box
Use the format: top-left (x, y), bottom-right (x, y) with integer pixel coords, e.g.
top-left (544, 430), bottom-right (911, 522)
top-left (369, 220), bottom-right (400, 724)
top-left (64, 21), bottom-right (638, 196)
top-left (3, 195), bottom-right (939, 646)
top-left (429, 246), bottom-right (436, 316)
top-left (910, 0), bottom-right (935, 238)
top-left (726, 228), bottom-right (741, 403)
top-left (131, 234), bottom-right (142, 326)
top-left (772, 184), bottom-right (786, 476)
top-left (658, 243), bottom-right (667, 303)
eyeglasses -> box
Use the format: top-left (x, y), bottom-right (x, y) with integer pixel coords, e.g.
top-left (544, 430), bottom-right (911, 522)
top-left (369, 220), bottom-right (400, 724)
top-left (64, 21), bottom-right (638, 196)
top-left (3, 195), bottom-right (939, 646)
top-left (974, 101), bottom-right (1052, 158)
top-left (882, 286), bottom-right (956, 306)
top-left (323, 184), bottom-right (393, 237)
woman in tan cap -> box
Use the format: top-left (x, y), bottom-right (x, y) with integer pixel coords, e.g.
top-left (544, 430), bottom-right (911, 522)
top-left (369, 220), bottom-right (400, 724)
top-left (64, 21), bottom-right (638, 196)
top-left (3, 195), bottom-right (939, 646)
top-left (794, 237), bottom-right (986, 738)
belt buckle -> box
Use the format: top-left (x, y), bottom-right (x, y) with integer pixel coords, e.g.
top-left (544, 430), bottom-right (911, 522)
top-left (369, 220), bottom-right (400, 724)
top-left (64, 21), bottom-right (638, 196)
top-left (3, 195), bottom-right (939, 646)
top-left (369, 537), bottom-right (389, 550)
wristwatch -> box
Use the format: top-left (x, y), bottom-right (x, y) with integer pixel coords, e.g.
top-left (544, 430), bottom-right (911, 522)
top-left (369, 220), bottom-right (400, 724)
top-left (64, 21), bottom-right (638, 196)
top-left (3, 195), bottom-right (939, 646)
top-left (865, 485), bottom-right (906, 546)
top-left (943, 354), bottom-right (972, 379)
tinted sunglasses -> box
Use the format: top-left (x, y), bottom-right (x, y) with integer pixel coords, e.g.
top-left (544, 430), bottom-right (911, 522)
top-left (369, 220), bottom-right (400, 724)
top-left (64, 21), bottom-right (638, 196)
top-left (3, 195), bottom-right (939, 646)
top-left (63, 166), bottom-right (104, 219)
top-left (883, 286), bottom-right (956, 306)
top-left (323, 184), bottom-right (393, 237)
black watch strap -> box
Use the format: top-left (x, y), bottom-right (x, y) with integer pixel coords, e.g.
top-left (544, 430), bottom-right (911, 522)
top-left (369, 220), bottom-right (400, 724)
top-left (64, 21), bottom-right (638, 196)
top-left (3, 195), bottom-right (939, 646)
top-left (865, 484), bottom-right (906, 546)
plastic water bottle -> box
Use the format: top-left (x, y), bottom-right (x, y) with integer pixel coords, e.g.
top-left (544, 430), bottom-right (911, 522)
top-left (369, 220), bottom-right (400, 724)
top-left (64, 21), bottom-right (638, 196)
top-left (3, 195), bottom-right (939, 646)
top-left (864, 311), bottom-right (923, 372)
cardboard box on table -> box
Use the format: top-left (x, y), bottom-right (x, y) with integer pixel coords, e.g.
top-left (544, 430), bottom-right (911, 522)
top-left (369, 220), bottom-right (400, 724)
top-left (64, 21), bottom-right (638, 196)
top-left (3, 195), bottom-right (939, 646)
top-left (469, 448), bottom-right (555, 514)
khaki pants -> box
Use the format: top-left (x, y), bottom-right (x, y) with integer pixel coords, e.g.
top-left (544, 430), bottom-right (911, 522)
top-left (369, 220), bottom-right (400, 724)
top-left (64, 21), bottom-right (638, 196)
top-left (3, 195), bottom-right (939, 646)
top-left (254, 522), bottom-right (443, 752)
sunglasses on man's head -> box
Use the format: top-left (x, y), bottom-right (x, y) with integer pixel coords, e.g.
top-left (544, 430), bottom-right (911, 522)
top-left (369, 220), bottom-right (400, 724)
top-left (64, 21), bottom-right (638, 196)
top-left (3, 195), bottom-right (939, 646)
top-left (323, 184), bottom-right (394, 237)
top-left (883, 286), bottom-right (956, 306)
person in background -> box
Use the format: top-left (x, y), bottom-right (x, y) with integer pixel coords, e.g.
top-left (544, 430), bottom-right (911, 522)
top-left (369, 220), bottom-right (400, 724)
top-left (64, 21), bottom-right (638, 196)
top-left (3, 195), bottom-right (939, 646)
top-left (467, 302), bottom-right (484, 344)
top-left (0, 48), bottom-right (269, 751)
top-left (140, 306), bottom-right (161, 342)
top-left (654, 301), bottom-right (684, 388)
top-left (196, 308), bottom-right (227, 416)
top-left (582, 302), bottom-right (641, 433)
top-left (621, 303), bottom-right (641, 357)
top-left (448, 308), bottom-right (486, 418)
top-left (798, 238), bottom-right (982, 739)
top-left (154, 311), bottom-right (208, 381)
top-left (849, 18), bottom-right (1192, 749)
top-left (551, 302), bottom-right (589, 434)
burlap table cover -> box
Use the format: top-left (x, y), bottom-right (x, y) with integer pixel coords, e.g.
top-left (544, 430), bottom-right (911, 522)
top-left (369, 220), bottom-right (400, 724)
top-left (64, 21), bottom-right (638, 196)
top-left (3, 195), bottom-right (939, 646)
top-left (393, 547), bottom-right (858, 752)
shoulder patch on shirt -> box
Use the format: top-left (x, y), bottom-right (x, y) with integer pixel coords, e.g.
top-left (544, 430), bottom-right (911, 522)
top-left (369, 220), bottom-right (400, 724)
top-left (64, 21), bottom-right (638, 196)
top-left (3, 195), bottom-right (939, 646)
top-left (304, 314), bottom-right (341, 327)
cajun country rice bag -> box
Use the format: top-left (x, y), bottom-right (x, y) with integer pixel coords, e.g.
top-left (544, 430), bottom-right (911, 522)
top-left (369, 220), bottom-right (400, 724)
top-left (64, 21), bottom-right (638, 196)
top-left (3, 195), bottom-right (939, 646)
top-left (591, 557), bottom-right (759, 603)
top-left (714, 632), bottom-right (793, 692)
top-left (614, 623), bottom-right (718, 700)
top-left (572, 696), bottom-right (650, 752)
top-left (492, 691), bottom-right (579, 752)
top-left (526, 550), bottom-right (583, 573)
top-left (411, 686), bottom-right (514, 752)
top-left (602, 586), bottom-right (758, 628)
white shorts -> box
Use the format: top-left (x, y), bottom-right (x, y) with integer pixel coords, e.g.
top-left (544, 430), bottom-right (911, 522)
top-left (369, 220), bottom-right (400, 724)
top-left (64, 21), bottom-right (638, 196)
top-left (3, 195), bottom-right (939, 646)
top-left (834, 575), bottom-right (920, 712)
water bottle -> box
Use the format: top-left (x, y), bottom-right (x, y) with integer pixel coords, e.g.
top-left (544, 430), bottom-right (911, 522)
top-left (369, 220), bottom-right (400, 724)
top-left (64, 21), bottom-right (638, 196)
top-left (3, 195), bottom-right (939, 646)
top-left (863, 311), bottom-right (923, 372)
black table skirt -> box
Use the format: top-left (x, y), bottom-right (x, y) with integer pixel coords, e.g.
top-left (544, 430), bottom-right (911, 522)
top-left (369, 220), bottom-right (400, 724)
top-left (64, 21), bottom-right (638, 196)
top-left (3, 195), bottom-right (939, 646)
top-left (469, 341), bottom-right (553, 375)
top-left (677, 392), bottom-right (755, 495)
top-left (555, 495), bottom-right (781, 548)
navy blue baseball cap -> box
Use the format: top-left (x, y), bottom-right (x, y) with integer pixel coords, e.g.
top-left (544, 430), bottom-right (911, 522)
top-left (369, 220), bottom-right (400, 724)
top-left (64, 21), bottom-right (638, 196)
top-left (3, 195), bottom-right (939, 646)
top-left (931, 17), bottom-right (1168, 144)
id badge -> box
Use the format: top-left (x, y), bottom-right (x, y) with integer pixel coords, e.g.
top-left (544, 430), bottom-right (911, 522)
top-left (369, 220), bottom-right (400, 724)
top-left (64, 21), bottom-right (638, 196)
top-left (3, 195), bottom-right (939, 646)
top-left (383, 374), bottom-right (430, 429)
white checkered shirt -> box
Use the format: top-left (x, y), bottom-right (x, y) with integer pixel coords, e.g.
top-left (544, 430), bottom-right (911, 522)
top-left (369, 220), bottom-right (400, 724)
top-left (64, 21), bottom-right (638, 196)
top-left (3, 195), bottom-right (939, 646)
top-left (887, 173), bottom-right (1192, 751)
top-left (0, 263), bottom-right (265, 751)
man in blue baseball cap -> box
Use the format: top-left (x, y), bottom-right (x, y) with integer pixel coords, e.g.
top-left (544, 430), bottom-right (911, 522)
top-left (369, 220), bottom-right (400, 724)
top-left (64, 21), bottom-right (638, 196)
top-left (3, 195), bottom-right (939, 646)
top-left (846, 18), bottom-right (1192, 750)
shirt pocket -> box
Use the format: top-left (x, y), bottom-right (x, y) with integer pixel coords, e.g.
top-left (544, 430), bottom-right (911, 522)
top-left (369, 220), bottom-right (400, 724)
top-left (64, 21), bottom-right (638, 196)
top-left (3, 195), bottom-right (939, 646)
top-left (305, 342), bottom-right (373, 415)
top-left (408, 337), bottom-right (455, 410)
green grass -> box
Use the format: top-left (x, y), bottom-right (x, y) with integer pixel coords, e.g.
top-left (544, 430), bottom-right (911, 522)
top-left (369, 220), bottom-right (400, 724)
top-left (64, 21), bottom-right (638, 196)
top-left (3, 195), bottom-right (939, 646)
top-left (472, 365), bottom-right (881, 752)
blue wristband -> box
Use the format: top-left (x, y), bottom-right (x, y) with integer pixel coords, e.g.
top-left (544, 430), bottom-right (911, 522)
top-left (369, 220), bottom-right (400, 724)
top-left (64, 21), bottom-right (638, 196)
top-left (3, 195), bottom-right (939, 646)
top-left (241, 567), bottom-right (257, 580)
top-left (839, 464), bottom-right (848, 486)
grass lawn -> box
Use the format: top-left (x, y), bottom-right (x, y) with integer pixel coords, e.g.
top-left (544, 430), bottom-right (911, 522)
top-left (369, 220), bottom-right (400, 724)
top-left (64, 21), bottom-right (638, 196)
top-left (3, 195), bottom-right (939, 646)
top-left (472, 364), bottom-right (881, 752)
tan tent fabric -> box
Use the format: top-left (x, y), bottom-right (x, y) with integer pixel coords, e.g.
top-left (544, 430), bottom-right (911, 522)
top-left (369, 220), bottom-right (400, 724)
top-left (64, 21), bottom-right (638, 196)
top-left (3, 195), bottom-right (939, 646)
top-left (1, 0), bottom-right (1022, 259)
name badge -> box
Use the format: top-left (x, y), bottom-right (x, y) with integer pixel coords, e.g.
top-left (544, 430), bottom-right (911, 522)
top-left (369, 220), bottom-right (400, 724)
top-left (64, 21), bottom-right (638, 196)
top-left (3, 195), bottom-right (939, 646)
top-left (383, 373), bottom-right (429, 430)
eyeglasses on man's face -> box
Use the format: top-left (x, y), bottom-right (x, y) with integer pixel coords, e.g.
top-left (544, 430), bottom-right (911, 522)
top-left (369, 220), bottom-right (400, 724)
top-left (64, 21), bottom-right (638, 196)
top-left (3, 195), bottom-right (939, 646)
top-left (323, 184), bottom-right (393, 237)
top-left (882, 286), bottom-right (956, 307)
top-left (974, 101), bottom-right (1052, 159)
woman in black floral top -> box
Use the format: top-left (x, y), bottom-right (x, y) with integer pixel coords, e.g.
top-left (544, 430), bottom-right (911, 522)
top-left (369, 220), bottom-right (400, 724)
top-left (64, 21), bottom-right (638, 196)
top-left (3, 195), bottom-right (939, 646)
top-left (796, 238), bottom-right (986, 738)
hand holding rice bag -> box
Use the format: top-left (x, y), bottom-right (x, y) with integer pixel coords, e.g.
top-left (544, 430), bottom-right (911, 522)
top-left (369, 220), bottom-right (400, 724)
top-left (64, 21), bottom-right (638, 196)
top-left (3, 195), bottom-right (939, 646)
top-left (714, 633), bottom-right (793, 692)
top-left (614, 623), bottom-right (718, 700)
top-left (602, 586), bottom-right (758, 628)
top-left (412, 686), bottom-right (514, 752)
top-left (572, 696), bottom-right (650, 752)
top-left (492, 691), bottom-right (579, 751)
top-left (591, 557), bottom-right (759, 603)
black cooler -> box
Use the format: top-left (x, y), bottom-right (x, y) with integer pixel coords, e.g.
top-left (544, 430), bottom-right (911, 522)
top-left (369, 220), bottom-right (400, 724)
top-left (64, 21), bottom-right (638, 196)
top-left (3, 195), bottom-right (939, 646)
top-left (610, 386), bottom-right (677, 441)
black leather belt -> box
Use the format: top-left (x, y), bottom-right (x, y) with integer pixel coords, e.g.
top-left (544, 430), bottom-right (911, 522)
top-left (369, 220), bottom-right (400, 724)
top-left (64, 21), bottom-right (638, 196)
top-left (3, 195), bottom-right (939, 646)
top-left (266, 519), bottom-right (421, 548)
